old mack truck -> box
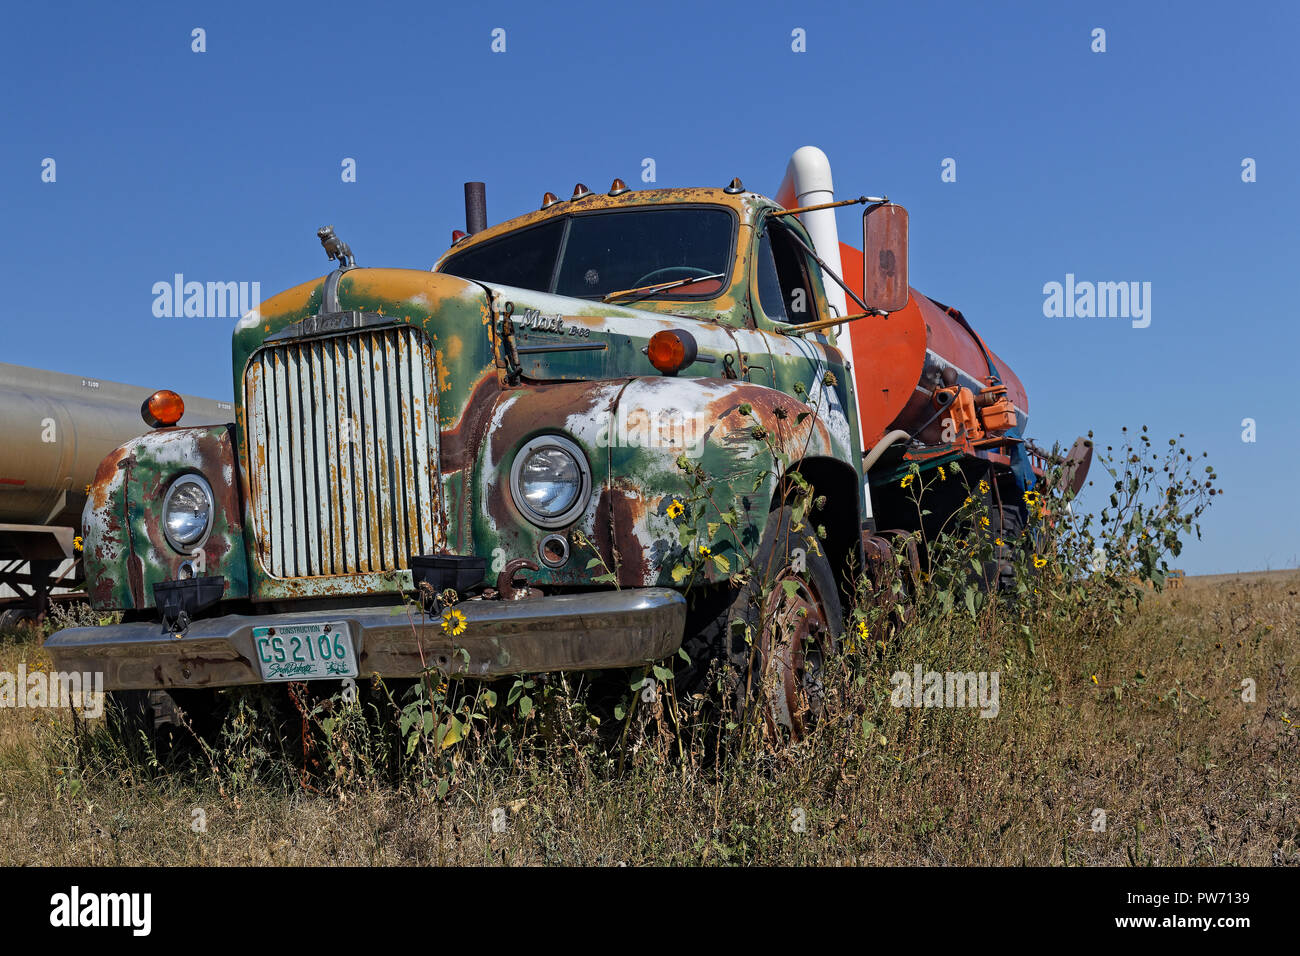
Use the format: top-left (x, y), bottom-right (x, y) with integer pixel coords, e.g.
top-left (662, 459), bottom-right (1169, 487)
top-left (47, 147), bottom-right (1090, 734)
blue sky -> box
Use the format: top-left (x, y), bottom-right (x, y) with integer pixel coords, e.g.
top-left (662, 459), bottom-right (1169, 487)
top-left (3, 0), bottom-right (1296, 573)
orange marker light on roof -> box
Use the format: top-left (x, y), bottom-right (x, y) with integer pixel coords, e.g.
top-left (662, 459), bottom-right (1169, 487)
top-left (142, 390), bottom-right (185, 428)
top-left (646, 329), bottom-right (698, 376)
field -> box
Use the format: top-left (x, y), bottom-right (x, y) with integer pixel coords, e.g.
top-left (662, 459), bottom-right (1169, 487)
top-left (0, 570), bottom-right (1295, 866)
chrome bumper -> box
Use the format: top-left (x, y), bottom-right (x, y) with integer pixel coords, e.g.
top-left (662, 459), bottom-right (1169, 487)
top-left (44, 588), bottom-right (687, 691)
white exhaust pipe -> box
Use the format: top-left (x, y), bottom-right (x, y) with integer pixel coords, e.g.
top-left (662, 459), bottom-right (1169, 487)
top-left (776, 145), bottom-right (849, 319)
top-left (775, 147), bottom-right (877, 524)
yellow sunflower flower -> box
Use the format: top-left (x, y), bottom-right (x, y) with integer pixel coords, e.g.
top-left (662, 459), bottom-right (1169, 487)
top-left (440, 608), bottom-right (468, 637)
top-left (666, 498), bottom-right (684, 520)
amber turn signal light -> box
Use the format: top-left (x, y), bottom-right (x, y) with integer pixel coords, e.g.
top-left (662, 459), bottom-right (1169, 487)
top-left (142, 390), bottom-right (185, 428)
top-left (646, 329), bottom-right (698, 376)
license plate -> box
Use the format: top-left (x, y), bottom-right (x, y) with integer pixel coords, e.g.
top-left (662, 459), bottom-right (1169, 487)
top-left (253, 622), bottom-right (358, 681)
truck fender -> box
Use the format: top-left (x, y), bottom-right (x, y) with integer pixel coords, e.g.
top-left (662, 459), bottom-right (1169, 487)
top-left (83, 425), bottom-right (250, 610)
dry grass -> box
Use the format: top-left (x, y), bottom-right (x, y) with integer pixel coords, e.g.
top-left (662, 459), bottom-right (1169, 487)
top-left (0, 570), bottom-right (1295, 866)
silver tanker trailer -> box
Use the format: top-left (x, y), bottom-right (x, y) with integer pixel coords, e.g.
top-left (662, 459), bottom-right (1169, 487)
top-left (0, 363), bottom-right (229, 624)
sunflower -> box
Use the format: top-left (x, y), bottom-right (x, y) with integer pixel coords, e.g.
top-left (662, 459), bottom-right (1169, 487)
top-left (1033, 555), bottom-right (1048, 568)
top-left (440, 608), bottom-right (468, 637)
top-left (666, 498), bottom-right (684, 520)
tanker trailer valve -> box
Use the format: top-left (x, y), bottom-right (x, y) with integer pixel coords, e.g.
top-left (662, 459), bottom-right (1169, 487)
top-left (931, 385), bottom-right (983, 443)
top-left (976, 382), bottom-right (1017, 434)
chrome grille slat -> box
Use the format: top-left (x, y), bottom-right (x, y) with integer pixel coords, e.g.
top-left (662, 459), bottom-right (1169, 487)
top-left (271, 351), bottom-right (293, 575)
top-left (295, 344), bottom-right (318, 576)
top-left (343, 335), bottom-right (370, 572)
top-left (245, 326), bottom-right (440, 578)
top-left (370, 333), bottom-right (396, 568)
top-left (392, 340), bottom-right (418, 561)
top-left (358, 335), bottom-right (382, 569)
top-left (384, 331), bottom-right (408, 558)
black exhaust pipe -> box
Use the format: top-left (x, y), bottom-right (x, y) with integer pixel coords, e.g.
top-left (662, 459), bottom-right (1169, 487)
top-left (464, 182), bottom-right (487, 235)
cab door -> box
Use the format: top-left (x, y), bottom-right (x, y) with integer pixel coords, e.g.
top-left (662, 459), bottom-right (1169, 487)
top-left (750, 216), bottom-right (860, 462)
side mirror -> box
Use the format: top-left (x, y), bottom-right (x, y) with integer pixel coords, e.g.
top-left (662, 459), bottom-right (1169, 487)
top-left (862, 203), bottom-right (909, 313)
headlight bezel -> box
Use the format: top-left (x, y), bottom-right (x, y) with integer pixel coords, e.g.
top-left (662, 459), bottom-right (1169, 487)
top-left (161, 473), bottom-right (215, 554)
top-left (509, 435), bottom-right (592, 529)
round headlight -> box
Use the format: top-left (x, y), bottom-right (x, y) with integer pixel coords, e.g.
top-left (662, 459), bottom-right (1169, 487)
top-left (162, 474), bottom-right (214, 552)
top-left (510, 435), bottom-right (591, 528)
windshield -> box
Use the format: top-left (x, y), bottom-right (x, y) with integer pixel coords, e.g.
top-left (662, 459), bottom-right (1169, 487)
top-left (440, 206), bottom-right (735, 301)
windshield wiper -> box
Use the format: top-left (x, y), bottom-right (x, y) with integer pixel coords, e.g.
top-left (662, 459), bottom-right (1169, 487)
top-left (601, 272), bottom-right (725, 304)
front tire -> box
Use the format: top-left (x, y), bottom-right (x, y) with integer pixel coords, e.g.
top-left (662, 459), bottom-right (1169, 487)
top-left (681, 505), bottom-right (843, 741)
top-left (107, 688), bottom-right (220, 758)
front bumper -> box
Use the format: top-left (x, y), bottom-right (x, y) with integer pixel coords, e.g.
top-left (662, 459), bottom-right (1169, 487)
top-left (44, 588), bottom-right (686, 691)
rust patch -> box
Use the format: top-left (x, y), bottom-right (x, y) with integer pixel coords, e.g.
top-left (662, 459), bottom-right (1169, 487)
top-left (434, 348), bottom-right (452, 393)
top-left (438, 371), bottom-right (503, 473)
top-left (608, 478), bottom-right (651, 585)
top-left (127, 552), bottom-right (144, 608)
top-left (89, 446), bottom-right (130, 512)
top-left (704, 385), bottom-right (833, 460)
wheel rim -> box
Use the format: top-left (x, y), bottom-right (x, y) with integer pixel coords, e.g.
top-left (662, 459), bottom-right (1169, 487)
top-left (757, 566), bottom-right (830, 740)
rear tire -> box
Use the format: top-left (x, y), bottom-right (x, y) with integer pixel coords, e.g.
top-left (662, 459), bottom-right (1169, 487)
top-left (0, 608), bottom-right (41, 632)
top-left (980, 484), bottom-right (1026, 593)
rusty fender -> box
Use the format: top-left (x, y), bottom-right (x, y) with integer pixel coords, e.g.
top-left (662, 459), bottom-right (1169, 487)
top-left (479, 375), bottom-right (852, 590)
top-left (45, 588), bottom-right (686, 690)
top-left (81, 425), bottom-right (250, 611)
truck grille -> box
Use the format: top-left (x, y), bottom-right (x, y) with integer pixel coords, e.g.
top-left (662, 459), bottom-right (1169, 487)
top-left (244, 326), bottom-right (441, 577)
